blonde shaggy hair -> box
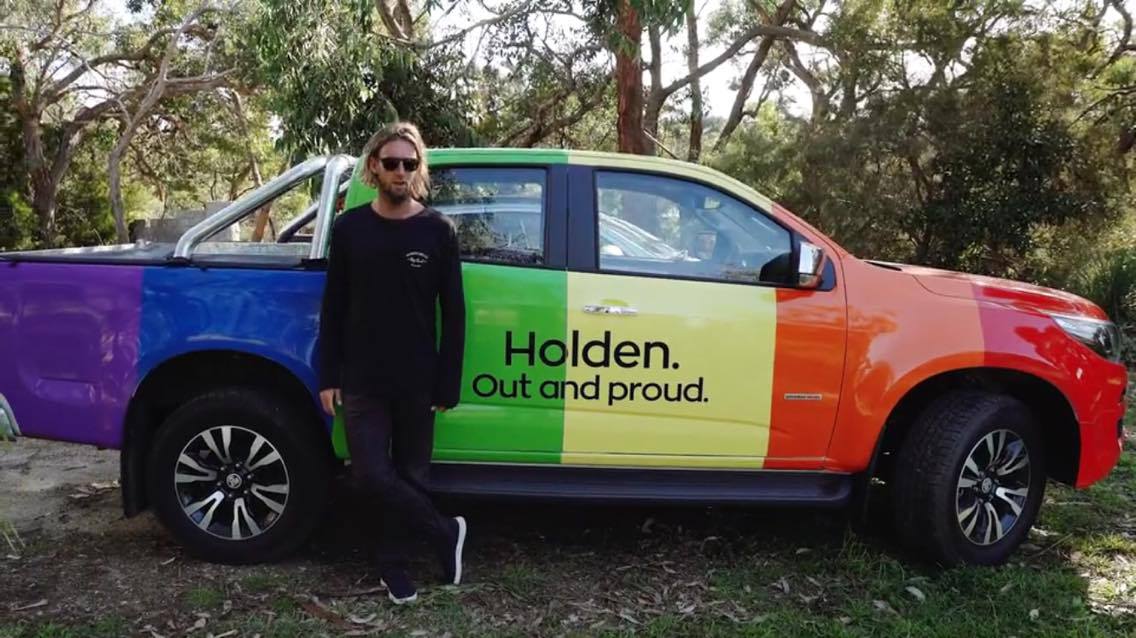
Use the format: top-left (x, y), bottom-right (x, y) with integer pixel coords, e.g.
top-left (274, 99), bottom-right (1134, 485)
top-left (359, 121), bottom-right (430, 200)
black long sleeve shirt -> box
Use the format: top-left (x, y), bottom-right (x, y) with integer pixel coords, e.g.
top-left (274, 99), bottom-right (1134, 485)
top-left (318, 204), bottom-right (466, 408)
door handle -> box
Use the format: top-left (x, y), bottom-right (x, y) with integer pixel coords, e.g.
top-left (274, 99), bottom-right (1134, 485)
top-left (583, 304), bottom-right (638, 316)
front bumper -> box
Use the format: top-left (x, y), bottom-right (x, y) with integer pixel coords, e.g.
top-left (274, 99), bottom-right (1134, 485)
top-left (0, 393), bottom-right (20, 441)
top-left (1076, 397), bottom-right (1127, 488)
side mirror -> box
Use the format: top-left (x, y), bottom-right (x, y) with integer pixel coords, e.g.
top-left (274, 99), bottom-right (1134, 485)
top-left (797, 241), bottom-right (825, 289)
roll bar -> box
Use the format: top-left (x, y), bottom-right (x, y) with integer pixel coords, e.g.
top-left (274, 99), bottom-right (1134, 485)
top-left (172, 154), bottom-right (356, 261)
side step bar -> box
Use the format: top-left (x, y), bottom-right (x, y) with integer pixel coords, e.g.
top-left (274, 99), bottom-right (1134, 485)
top-left (427, 463), bottom-right (853, 508)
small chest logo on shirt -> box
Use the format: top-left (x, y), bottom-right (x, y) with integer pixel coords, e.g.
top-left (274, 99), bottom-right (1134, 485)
top-left (406, 251), bottom-right (429, 268)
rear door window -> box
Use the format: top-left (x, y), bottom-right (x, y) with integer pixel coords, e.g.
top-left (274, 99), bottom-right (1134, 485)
top-left (428, 168), bottom-right (547, 267)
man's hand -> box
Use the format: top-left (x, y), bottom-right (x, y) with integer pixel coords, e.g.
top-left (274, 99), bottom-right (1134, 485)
top-left (320, 388), bottom-right (341, 416)
top-left (431, 405), bottom-right (449, 413)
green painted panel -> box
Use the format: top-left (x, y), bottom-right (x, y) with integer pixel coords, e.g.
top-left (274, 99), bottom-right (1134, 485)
top-left (332, 262), bottom-right (568, 463)
top-left (433, 262), bottom-right (567, 463)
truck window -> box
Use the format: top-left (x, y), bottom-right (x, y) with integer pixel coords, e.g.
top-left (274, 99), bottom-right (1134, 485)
top-left (428, 167), bottom-right (547, 267)
top-left (595, 171), bottom-right (792, 285)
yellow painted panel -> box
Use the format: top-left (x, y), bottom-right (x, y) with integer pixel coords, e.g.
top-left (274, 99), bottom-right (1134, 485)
top-left (559, 452), bottom-right (764, 469)
top-left (562, 272), bottom-right (776, 466)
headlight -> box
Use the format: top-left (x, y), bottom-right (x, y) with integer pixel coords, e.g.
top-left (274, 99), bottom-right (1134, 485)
top-left (1051, 314), bottom-right (1122, 362)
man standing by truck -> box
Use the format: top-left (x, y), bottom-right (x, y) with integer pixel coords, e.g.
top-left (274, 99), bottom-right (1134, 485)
top-left (317, 121), bottom-right (467, 605)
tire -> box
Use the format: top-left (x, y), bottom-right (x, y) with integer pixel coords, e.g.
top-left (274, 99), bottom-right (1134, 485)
top-left (892, 390), bottom-right (1046, 566)
top-left (146, 387), bottom-right (332, 564)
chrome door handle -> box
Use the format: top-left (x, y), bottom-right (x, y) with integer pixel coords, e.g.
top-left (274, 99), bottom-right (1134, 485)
top-left (583, 304), bottom-right (638, 316)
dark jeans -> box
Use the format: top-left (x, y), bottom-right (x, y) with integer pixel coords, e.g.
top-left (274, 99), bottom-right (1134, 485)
top-left (342, 391), bottom-right (451, 570)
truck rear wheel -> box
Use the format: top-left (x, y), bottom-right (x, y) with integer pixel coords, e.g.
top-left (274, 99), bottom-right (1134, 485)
top-left (146, 388), bottom-right (331, 564)
top-left (892, 390), bottom-right (1046, 566)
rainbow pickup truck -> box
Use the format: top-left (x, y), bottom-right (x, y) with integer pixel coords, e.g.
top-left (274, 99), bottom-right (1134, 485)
top-left (0, 150), bottom-right (1127, 566)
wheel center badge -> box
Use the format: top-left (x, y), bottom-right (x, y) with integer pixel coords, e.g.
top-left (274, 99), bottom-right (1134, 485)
top-left (226, 473), bottom-right (243, 489)
top-left (980, 477), bottom-right (994, 494)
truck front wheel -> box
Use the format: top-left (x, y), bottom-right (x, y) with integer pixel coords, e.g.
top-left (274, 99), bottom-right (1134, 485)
top-left (892, 390), bottom-right (1046, 566)
top-left (146, 388), bottom-right (331, 564)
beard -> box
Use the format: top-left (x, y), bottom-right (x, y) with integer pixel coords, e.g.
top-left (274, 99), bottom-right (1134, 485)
top-left (381, 188), bottom-right (409, 204)
top-left (379, 178), bottom-right (411, 204)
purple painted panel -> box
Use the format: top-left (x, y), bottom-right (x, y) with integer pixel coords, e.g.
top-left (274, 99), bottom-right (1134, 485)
top-left (0, 262), bottom-right (142, 448)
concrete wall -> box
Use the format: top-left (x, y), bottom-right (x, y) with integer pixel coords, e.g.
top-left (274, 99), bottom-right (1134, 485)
top-left (130, 201), bottom-right (240, 243)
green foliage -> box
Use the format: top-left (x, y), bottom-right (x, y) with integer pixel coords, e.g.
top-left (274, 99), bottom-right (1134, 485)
top-left (714, 30), bottom-right (1126, 287)
top-left (243, 0), bottom-right (478, 160)
top-left (0, 76), bottom-right (33, 251)
top-left (54, 128), bottom-right (118, 247)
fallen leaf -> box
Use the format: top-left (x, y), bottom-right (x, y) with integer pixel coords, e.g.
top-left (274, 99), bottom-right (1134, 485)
top-left (10, 599), bottom-right (48, 612)
top-left (349, 613), bottom-right (377, 624)
top-left (641, 518), bottom-right (655, 533)
top-left (187, 617), bottom-right (207, 634)
top-left (678, 603), bottom-right (696, 614)
top-left (617, 610), bottom-right (641, 625)
top-left (795, 547), bottom-right (811, 555)
top-left (221, 600), bottom-right (232, 616)
top-left (160, 557), bottom-right (177, 566)
top-left (839, 616), bottom-right (853, 625)
top-left (905, 586), bottom-right (926, 602)
top-left (208, 631), bottom-right (237, 638)
top-left (1000, 583), bottom-right (1014, 594)
top-left (410, 631), bottom-right (429, 637)
top-left (5, 554), bottom-right (19, 560)
top-left (298, 598), bottom-right (353, 629)
top-left (873, 600), bottom-right (897, 615)
top-left (1029, 609), bottom-right (1040, 621)
top-left (773, 577), bottom-right (790, 594)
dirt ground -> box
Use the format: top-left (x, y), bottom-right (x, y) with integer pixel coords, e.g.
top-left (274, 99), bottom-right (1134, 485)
top-left (2, 436), bottom-right (1135, 638)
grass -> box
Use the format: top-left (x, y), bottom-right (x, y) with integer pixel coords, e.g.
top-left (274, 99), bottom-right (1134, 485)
top-left (241, 572), bottom-right (284, 593)
top-left (0, 617), bottom-right (127, 638)
top-left (4, 417), bottom-right (1135, 637)
top-left (184, 585), bottom-right (225, 610)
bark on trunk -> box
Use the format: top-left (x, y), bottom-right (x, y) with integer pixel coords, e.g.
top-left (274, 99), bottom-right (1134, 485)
top-left (685, 11), bottom-right (703, 162)
top-left (615, 0), bottom-right (646, 155)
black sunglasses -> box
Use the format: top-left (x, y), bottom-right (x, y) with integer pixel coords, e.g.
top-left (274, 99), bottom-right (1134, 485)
top-left (377, 157), bottom-right (420, 172)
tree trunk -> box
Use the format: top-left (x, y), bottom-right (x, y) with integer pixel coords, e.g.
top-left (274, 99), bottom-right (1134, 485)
top-left (31, 179), bottom-right (58, 247)
top-left (685, 11), bottom-right (703, 162)
top-left (108, 120), bottom-right (132, 243)
top-left (13, 53), bottom-right (58, 246)
top-left (615, 0), bottom-right (646, 155)
top-left (643, 24), bottom-right (663, 155)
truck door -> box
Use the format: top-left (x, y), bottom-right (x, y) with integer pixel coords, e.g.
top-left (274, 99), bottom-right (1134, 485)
top-left (560, 168), bottom-right (846, 469)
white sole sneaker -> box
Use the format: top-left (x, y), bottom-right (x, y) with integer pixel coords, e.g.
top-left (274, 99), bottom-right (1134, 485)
top-left (452, 516), bottom-right (467, 585)
top-left (379, 578), bottom-right (418, 605)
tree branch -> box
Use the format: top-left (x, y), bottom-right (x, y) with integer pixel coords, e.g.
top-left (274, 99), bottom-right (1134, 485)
top-left (423, 0), bottom-right (537, 49)
top-left (713, 0), bottom-right (796, 152)
top-left (41, 25), bottom-right (183, 106)
top-left (1096, 0), bottom-right (1135, 74)
top-left (657, 23), bottom-right (822, 102)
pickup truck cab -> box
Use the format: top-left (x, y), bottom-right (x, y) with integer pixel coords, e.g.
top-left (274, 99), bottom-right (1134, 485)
top-left (0, 149), bottom-right (1127, 566)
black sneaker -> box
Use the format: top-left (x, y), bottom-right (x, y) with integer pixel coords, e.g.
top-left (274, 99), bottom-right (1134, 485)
top-left (438, 516), bottom-right (467, 585)
top-left (379, 568), bottom-right (418, 605)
